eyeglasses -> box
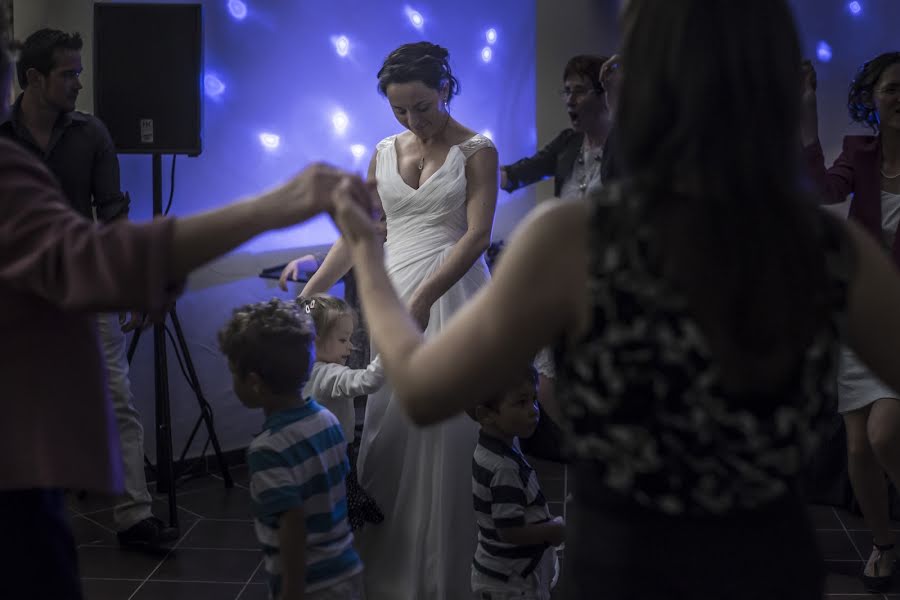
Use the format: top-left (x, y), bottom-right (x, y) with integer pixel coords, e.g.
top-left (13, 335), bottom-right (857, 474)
top-left (557, 85), bottom-right (602, 100)
top-left (558, 87), bottom-right (591, 100)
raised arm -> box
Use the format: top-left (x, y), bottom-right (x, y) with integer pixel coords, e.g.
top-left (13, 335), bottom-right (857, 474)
top-left (800, 60), bottom-right (855, 205)
top-left (333, 176), bottom-right (588, 424)
top-left (302, 154), bottom-right (384, 296)
top-left (501, 131), bottom-right (573, 193)
top-left (407, 146), bottom-right (498, 328)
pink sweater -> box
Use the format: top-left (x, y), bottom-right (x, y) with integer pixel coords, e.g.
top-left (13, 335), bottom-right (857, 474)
top-left (0, 138), bottom-right (182, 493)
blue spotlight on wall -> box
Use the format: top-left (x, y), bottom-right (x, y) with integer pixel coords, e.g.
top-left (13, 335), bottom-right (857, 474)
top-left (204, 74), bottom-right (226, 98)
top-left (816, 40), bottom-right (833, 63)
top-left (258, 132), bottom-right (280, 150)
top-left (848, 1), bottom-right (862, 16)
top-left (350, 144), bottom-right (367, 160)
top-left (481, 47), bottom-right (493, 63)
top-left (332, 110), bottom-right (350, 136)
top-left (405, 6), bottom-right (425, 30)
top-left (227, 0), bottom-right (247, 21)
top-left (332, 35), bottom-right (350, 57)
top-left (486, 28), bottom-right (497, 44)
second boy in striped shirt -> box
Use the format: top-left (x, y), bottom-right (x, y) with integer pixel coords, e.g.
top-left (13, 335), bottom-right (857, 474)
top-left (468, 365), bottom-right (565, 599)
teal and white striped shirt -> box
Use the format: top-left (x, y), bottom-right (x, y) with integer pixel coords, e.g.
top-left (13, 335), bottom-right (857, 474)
top-left (247, 401), bottom-right (362, 598)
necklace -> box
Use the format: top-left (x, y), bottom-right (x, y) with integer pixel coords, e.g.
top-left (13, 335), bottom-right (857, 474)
top-left (417, 111), bottom-right (452, 170)
top-left (575, 138), bottom-right (604, 193)
top-left (883, 169), bottom-right (900, 180)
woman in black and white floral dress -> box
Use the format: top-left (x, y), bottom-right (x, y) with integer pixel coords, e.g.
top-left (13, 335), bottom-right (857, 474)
top-left (330, 1), bottom-right (900, 599)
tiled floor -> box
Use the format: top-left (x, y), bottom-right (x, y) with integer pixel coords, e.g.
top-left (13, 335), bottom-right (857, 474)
top-left (69, 459), bottom-right (899, 599)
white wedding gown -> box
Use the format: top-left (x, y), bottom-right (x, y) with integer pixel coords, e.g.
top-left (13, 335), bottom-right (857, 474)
top-left (356, 132), bottom-right (495, 599)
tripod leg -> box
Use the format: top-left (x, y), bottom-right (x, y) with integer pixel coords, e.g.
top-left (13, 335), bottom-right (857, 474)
top-left (168, 308), bottom-right (234, 488)
top-left (153, 321), bottom-right (179, 531)
top-left (126, 326), bottom-right (142, 364)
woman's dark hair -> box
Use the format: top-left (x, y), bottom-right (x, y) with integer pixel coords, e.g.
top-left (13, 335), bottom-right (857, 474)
top-left (848, 52), bottom-right (900, 133)
top-left (17, 28), bottom-right (83, 89)
top-left (377, 42), bottom-right (460, 103)
top-left (563, 54), bottom-right (609, 93)
top-left (616, 0), bottom-right (830, 391)
top-left (0, 6), bottom-right (8, 96)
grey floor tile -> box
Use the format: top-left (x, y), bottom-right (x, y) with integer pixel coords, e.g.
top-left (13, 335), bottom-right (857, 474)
top-left (819, 530), bottom-right (865, 560)
top-left (179, 519), bottom-right (257, 550)
top-left (824, 560), bottom-right (869, 594)
top-left (131, 581), bottom-right (245, 600)
top-left (78, 545), bottom-right (166, 580)
top-left (150, 548), bottom-right (260, 583)
top-left (80, 578), bottom-right (142, 600)
top-left (174, 487), bottom-right (253, 520)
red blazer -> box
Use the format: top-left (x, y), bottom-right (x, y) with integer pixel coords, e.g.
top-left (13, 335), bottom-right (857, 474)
top-left (804, 135), bottom-right (898, 265)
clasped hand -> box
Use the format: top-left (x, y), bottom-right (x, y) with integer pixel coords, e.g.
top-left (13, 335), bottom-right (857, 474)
top-left (328, 176), bottom-right (382, 244)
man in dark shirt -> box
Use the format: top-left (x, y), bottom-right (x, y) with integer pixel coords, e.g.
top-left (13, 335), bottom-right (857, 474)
top-left (0, 28), bottom-right (177, 549)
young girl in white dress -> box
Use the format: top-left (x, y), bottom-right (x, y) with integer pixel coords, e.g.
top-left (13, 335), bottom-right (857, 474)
top-left (300, 294), bottom-right (385, 531)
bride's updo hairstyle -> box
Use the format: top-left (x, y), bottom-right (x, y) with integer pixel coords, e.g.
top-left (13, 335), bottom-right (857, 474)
top-left (377, 42), bottom-right (461, 104)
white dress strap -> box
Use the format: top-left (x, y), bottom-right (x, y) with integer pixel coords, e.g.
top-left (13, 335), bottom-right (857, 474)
top-left (458, 134), bottom-right (495, 160)
top-left (376, 135), bottom-right (397, 153)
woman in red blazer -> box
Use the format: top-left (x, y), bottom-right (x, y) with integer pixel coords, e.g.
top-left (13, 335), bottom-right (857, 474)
top-left (803, 52), bottom-right (900, 592)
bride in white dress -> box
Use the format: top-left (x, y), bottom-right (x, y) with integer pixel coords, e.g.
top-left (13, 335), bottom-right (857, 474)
top-left (300, 42), bottom-right (498, 599)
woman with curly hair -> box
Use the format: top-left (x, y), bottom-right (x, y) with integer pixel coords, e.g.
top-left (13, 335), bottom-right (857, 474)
top-left (802, 51), bottom-right (900, 591)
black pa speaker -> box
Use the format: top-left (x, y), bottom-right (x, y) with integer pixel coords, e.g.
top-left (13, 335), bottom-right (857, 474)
top-left (93, 3), bottom-right (202, 155)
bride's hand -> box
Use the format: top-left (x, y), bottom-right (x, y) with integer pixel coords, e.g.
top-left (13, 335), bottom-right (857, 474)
top-left (408, 289), bottom-right (434, 330)
top-left (330, 176), bottom-right (380, 244)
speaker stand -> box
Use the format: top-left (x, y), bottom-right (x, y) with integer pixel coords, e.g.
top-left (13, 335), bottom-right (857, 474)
top-left (126, 154), bottom-right (233, 531)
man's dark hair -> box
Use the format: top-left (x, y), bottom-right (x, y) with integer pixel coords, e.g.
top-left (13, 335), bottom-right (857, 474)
top-left (17, 28), bottom-right (83, 89)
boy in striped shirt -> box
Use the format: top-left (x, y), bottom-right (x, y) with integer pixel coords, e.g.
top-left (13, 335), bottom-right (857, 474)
top-left (468, 365), bottom-right (565, 599)
top-left (219, 299), bottom-right (363, 600)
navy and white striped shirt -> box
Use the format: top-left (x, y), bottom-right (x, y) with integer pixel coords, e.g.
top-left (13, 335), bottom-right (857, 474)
top-left (247, 401), bottom-right (362, 598)
top-left (472, 431), bottom-right (551, 582)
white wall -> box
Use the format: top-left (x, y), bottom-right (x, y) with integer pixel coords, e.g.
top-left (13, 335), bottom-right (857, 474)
top-left (534, 0), bottom-right (619, 201)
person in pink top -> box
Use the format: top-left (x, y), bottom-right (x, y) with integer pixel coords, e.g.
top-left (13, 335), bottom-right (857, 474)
top-left (0, 16), bottom-right (358, 599)
top-left (802, 52), bottom-right (900, 591)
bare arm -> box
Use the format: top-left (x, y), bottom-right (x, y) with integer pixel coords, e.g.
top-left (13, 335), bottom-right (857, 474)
top-left (278, 507), bottom-right (307, 600)
top-left (0, 147), bottom-right (348, 313)
top-left (170, 165), bottom-right (346, 281)
top-left (302, 155), bottom-right (383, 296)
top-left (335, 184), bottom-right (588, 424)
top-left (846, 220), bottom-right (900, 395)
top-left (408, 146), bottom-right (499, 327)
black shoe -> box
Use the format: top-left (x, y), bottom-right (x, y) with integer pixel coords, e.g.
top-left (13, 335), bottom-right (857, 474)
top-left (117, 516), bottom-right (179, 550)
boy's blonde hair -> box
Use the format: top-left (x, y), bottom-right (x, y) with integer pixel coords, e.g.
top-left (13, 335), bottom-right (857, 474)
top-left (298, 294), bottom-right (356, 342)
top-left (218, 298), bottom-right (315, 394)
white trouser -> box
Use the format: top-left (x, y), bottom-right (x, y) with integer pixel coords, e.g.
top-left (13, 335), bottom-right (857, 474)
top-left (96, 313), bottom-right (153, 530)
